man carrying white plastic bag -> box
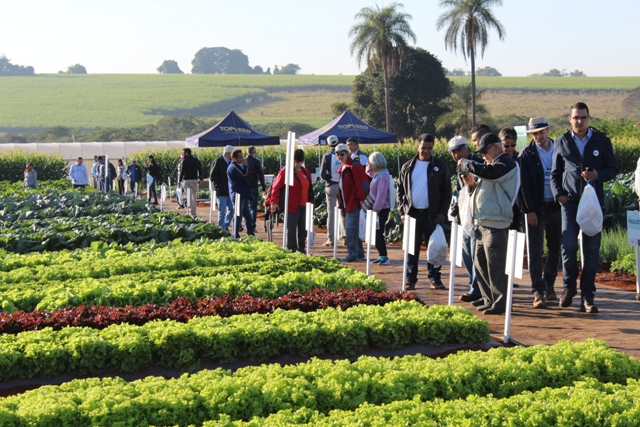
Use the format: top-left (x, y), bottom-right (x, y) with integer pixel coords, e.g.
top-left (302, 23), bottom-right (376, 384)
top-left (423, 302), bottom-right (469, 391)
top-left (551, 102), bottom-right (618, 313)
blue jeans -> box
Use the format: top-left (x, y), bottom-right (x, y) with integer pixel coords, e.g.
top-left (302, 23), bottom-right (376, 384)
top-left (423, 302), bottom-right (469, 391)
top-left (345, 209), bottom-right (364, 261)
top-left (99, 178), bottom-right (112, 192)
top-left (527, 207), bottom-right (561, 295)
top-left (249, 188), bottom-right (259, 230)
top-left (462, 229), bottom-right (480, 296)
top-left (231, 196), bottom-right (255, 238)
top-left (561, 201), bottom-right (600, 300)
top-left (217, 195), bottom-right (233, 231)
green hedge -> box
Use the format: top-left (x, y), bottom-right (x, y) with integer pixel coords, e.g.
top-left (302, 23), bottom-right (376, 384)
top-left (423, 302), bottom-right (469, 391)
top-left (0, 150), bottom-right (67, 181)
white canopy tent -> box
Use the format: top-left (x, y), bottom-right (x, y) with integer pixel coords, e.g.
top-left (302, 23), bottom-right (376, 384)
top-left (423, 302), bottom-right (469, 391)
top-left (0, 141), bottom-right (186, 161)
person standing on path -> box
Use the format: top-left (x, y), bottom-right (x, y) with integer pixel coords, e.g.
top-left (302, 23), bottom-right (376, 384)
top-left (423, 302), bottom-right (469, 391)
top-left (320, 135), bottom-right (344, 246)
top-left (347, 137), bottom-right (368, 166)
top-left (144, 155), bottom-right (162, 205)
top-left (91, 155), bottom-right (100, 189)
top-left (448, 136), bottom-right (483, 302)
top-left (246, 146), bottom-right (266, 232)
top-left (397, 134), bottom-right (452, 290)
top-left (127, 159), bottom-right (143, 198)
top-left (227, 149), bottom-right (255, 238)
top-left (336, 143), bottom-right (369, 262)
top-left (23, 163), bottom-right (37, 189)
top-left (551, 102), bottom-right (618, 313)
top-left (69, 157), bottom-right (89, 189)
top-left (365, 151), bottom-right (392, 265)
top-left (459, 133), bottom-right (519, 315)
top-left (269, 149), bottom-right (313, 253)
top-left (519, 116), bottom-right (561, 309)
top-left (179, 148), bottom-right (203, 216)
top-left (210, 145), bottom-right (234, 231)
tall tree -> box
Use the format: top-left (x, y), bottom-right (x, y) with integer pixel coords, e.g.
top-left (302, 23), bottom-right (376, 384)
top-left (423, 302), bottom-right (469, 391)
top-left (157, 60), bottom-right (183, 74)
top-left (349, 2), bottom-right (416, 132)
top-left (436, 0), bottom-right (505, 127)
top-left (435, 83), bottom-right (489, 136)
top-left (191, 47), bottom-right (255, 74)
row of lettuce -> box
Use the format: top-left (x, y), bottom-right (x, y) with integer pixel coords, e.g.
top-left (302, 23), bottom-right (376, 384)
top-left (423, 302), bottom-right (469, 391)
top-left (1, 340), bottom-right (639, 426)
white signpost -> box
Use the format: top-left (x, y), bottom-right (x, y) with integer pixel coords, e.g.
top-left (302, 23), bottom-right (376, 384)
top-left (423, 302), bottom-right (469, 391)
top-left (626, 211), bottom-right (640, 296)
top-left (333, 206), bottom-right (341, 259)
top-left (209, 180), bottom-right (216, 224)
top-left (160, 185), bottom-right (166, 210)
top-left (233, 192), bottom-right (241, 238)
top-left (504, 230), bottom-right (525, 344)
top-left (305, 202), bottom-right (314, 255)
top-left (447, 222), bottom-right (460, 306)
top-left (401, 216), bottom-right (416, 292)
top-left (282, 131), bottom-right (296, 249)
top-left (365, 210), bottom-right (377, 276)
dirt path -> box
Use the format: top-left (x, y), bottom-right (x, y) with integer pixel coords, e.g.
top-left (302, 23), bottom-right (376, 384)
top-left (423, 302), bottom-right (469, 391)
top-left (175, 200), bottom-right (640, 360)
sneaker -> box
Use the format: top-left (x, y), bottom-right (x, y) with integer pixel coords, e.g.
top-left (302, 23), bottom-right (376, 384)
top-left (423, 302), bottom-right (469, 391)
top-left (559, 290), bottom-right (577, 308)
top-left (429, 278), bottom-right (446, 290)
top-left (378, 257), bottom-right (390, 266)
top-left (580, 299), bottom-right (599, 313)
top-left (405, 282), bottom-right (416, 290)
top-left (371, 257), bottom-right (383, 265)
top-left (339, 256), bottom-right (357, 262)
top-left (533, 294), bottom-right (547, 309)
top-left (546, 289), bottom-right (558, 302)
top-left (323, 239), bottom-right (333, 246)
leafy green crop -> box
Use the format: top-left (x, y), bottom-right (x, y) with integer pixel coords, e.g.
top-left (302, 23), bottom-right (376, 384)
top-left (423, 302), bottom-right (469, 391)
top-left (0, 302), bottom-right (489, 380)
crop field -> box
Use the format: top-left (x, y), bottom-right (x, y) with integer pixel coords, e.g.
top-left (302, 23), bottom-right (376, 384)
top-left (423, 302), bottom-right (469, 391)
top-left (0, 74), bottom-right (638, 133)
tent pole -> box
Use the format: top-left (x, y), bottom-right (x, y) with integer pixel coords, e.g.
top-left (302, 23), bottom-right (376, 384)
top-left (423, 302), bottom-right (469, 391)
top-left (396, 142), bottom-right (401, 177)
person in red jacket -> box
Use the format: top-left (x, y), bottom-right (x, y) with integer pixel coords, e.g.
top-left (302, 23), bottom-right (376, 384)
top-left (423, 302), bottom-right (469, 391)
top-left (336, 143), bottom-right (370, 262)
top-left (269, 149), bottom-right (314, 253)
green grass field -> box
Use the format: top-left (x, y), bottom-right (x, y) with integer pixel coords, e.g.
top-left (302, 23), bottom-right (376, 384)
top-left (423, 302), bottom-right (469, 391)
top-left (0, 74), bottom-right (638, 133)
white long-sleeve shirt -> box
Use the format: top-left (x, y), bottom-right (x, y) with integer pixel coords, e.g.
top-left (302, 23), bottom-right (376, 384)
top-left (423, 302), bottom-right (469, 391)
top-left (69, 163), bottom-right (89, 185)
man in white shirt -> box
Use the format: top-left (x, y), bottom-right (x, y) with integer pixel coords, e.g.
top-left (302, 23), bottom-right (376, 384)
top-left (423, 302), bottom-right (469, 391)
top-left (69, 157), bottom-right (89, 189)
top-left (347, 137), bottom-right (368, 166)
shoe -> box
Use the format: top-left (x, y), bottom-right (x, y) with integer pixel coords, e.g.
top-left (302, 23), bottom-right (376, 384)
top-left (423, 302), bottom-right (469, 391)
top-left (378, 257), bottom-right (390, 266)
top-left (358, 255), bottom-right (366, 261)
top-left (546, 289), bottom-right (558, 301)
top-left (476, 303), bottom-right (492, 312)
top-left (533, 294), bottom-right (547, 309)
top-left (323, 239), bottom-right (333, 246)
top-left (339, 257), bottom-right (357, 262)
top-left (471, 299), bottom-right (486, 307)
top-left (559, 290), bottom-right (577, 308)
top-left (371, 257), bottom-right (382, 265)
top-left (636, 293), bottom-right (640, 302)
top-left (460, 293), bottom-right (482, 303)
top-left (429, 278), bottom-right (446, 290)
top-left (405, 282), bottom-right (416, 290)
top-left (513, 283), bottom-right (519, 288)
top-left (484, 306), bottom-right (506, 315)
top-left (579, 299), bottom-right (599, 314)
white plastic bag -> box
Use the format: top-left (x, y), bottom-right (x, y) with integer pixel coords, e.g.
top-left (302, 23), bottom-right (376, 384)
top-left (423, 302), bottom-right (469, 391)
top-left (458, 186), bottom-right (474, 237)
top-left (359, 210), bottom-right (366, 241)
top-left (146, 173), bottom-right (154, 185)
top-left (576, 184), bottom-right (603, 236)
top-left (634, 157), bottom-right (640, 199)
top-left (427, 224), bottom-right (448, 267)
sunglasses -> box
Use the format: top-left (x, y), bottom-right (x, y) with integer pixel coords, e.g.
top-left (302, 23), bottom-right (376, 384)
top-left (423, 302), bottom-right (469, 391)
top-left (336, 152), bottom-right (347, 157)
top-left (503, 144), bottom-right (516, 148)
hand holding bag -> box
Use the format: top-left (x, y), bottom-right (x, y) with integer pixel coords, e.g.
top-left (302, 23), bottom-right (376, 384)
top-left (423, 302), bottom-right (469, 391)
top-left (576, 183), bottom-right (603, 236)
top-left (427, 224), bottom-right (448, 267)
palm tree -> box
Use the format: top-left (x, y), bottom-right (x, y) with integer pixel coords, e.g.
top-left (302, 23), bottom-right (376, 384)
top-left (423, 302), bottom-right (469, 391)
top-left (436, 83), bottom-right (488, 135)
top-left (436, 0), bottom-right (505, 127)
top-left (349, 3), bottom-right (416, 132)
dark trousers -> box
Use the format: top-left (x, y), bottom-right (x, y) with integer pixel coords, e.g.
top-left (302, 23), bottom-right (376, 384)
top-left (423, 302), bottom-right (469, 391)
top-left (232, 197), bottom-right (255, 238)
top-left (405, 207), bottom-right (441, 285)
top-left (475, 225), bottom-right (509, 310)
top-left (148, 182), bottom-right (158, 203)
top-left (561, 201), bottom-right (600, 300)
top-left (116, 179), bottom-right (124, 195)
top-left (375, 208), bottom-right (390, 257)
top-left (249, 187), bottom-right (259, 230)
top-left (527, 206), bottom-right (561, 295)
top-left (461, 229), bottom-right (480, 296)
top-left (286, 205), bottom-right (307, 253)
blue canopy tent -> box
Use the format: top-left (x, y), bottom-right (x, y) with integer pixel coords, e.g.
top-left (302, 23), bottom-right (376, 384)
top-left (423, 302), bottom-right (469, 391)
top-left (297, 110), bottom-right (398, 146)
top-left (185, 110), bottom-right (280, 147)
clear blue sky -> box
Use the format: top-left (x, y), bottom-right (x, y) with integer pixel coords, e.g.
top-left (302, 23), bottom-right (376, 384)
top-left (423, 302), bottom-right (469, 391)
top-left (2, 0), bottom-right (638, 76)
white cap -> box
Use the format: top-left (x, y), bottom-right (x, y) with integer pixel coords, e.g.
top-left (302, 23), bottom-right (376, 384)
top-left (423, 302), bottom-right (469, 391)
top-left (223, 145), bottom-right (234, 153)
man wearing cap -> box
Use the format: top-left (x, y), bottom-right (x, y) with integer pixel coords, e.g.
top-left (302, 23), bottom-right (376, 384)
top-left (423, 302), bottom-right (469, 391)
top-left (245, 146), bottom-right (266, 232)
top-left (448, 135), bottom-right (483, 302)
top-left (320, 135), bottom-right (344, 246)
top-left (227, 149), bottom-right (255, 238)
top-left (397, 134), bottom-right (452, 290)
top-left (127, 158), bottom-right (143, 198)
top-left (519, 117), bottom-right (561, 309)
top-left (210, 145), bottom-right (234, 231)
top-left (179, 148), bottom-right (203, 216)
top-left (459, 133), bottom-right (519, 315)
top-left (551, 102), bottom-right (618, 313)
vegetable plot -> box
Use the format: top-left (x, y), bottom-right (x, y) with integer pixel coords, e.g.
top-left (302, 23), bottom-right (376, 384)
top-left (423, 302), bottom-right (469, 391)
top-left (0, 340), bottom-right (637, 426)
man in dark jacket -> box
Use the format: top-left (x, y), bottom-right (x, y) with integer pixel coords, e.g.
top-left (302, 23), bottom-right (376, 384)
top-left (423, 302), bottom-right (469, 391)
top-left (520, 116), bottom-right (561, 309)
top-left (227, 149), bottom-right (255, 238)
top-left (448, 136), bottom-right (483, 303)
top-left (551, 102), bottom-right (618, 313)
top-left (127, 158), bottom-right (143, 198)
top-left (178, 148), bottom-right (203, 216)
top-left (210, 145), bottom-right (234, 231)
top-left (397, 133), bottom-right (452, 290)
top-left (319, 135), bottom-right (343, 246)
top-left (246, 146), bottom-right (266, 231)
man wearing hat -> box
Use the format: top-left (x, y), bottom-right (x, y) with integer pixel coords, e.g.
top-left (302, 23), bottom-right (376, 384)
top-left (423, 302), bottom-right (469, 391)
top-left (519, 116), bottom-right (561, 309)
top-left (320, 135), bottom-right (344, 246)
top-left (458, 133), bottom-right (519, 315)
top-left (551, 102), bottom-right (618, 313)
top-left (210, 145), bottom-right (234, 231)
top-left (448, 135), bottom-right (483, 303)
top-left (397, 133), bottom-right (452, 290)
